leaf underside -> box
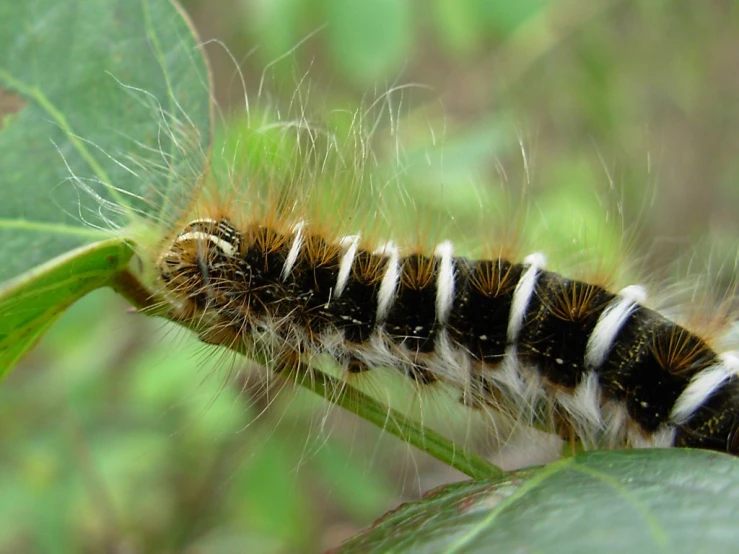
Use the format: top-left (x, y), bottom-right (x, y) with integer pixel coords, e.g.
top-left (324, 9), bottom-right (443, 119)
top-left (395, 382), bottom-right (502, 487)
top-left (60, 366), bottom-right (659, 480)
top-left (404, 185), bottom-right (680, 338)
top-left (0, 0), bottom-right (212, 372)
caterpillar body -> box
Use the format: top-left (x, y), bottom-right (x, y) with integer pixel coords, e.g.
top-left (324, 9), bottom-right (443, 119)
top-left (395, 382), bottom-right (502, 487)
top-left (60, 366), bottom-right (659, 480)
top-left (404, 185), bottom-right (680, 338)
top-left (156, 208), bottom-right (739, 456)
top-left (99, 13), bottom-right (739, 466)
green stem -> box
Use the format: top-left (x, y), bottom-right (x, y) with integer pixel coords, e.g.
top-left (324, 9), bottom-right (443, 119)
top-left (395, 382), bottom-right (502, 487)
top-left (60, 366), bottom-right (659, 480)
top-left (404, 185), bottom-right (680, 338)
top-left (302, 369), bottom-right (505, 480)
top-left (109, 268), bottom-right (506, 480)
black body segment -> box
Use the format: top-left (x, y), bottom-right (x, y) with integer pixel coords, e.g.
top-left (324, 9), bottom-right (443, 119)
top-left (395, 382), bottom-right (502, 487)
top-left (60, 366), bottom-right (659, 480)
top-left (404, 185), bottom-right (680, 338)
top-left (326, 250), bottom-right (385, 344)
top-left (447, 258), bottom-right (524, 363)
top-left (598, 308), bottom-right (715, 432)
top-left (384, 253), bottom-right (439, 353)
top-left (238, 227), bottom-right (291, 318)
top-left (675, 378), bottom-right (739, 453)
top-left (283, 236), bottom-right (342, 334)
top-left (517, 273), bottom-right (614, 388)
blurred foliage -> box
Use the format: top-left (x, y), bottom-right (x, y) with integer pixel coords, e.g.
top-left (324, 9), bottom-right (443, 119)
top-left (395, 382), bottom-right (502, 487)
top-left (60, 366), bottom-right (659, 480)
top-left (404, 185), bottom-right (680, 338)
top-left (5, 0), bottom-right (739, 551)
top-left (197, 0), bottom-right (739, 280)
top-left (3, 290), bottom-right (406, 552)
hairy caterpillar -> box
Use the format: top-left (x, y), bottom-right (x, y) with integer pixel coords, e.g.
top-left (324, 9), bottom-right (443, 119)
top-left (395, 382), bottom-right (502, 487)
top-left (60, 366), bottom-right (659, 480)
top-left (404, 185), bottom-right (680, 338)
top-left (63, 11), bottom-right (739, 470)
top-left (153, 184), bottom-right (739, 457)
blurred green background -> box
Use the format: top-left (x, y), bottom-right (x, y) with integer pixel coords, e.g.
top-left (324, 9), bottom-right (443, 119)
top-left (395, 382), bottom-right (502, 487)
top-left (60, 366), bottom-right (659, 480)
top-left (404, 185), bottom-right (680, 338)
top-left (5, 0), bottom-right (739, 552)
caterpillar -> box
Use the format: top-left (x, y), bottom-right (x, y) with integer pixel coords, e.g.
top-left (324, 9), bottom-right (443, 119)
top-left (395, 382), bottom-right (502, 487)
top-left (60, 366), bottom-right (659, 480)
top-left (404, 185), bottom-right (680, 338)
top-left (152, 178), bottom-right (739, 457)
top-left (78, 9), bottom-right (739, 467)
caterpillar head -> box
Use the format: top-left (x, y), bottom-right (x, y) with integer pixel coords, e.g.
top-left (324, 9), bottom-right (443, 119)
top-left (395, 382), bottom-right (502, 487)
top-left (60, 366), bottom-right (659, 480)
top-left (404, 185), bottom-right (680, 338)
top-left (156, 218), bottom-right (244, 311)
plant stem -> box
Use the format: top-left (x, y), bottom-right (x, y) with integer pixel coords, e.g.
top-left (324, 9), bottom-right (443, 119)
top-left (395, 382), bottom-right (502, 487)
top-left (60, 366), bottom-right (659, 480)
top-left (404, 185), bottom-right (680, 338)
top-left (302, 369), bottom-right (505, 480)
top-left (109, 268), bottom-right (506, 480)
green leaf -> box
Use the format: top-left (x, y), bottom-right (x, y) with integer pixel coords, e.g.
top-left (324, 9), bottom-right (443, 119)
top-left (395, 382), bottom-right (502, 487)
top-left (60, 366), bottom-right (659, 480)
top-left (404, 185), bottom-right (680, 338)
top-left (0, 239), bottom-right (133, 377)
top-left (336, 449), bottom-right (739, 553)
top-left (0, 0), bottom-right (212, 373)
